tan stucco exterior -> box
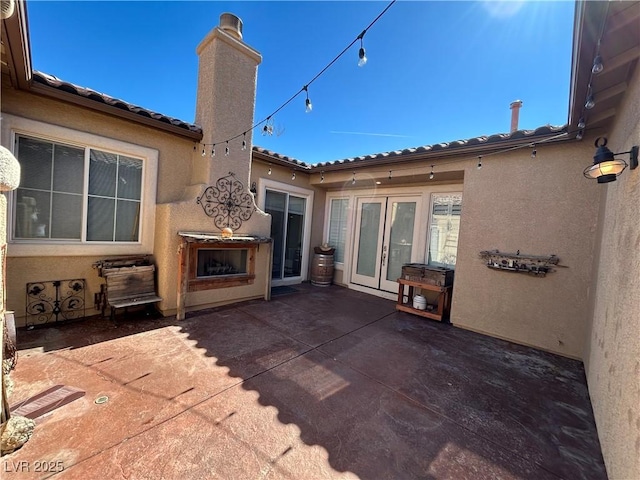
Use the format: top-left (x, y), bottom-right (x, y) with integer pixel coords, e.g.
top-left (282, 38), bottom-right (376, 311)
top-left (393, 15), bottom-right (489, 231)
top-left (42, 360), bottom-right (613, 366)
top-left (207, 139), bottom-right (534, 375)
top-left (303, 144), bottom-right (598, 359)
top-left (1, 5), bottom-right (638, 477)
top-left (584, 64), bottom-right (640, 479)
top-left (452, 141), bottom-right (600, 359)
top-left (1, 86), bottom-right (199, 326)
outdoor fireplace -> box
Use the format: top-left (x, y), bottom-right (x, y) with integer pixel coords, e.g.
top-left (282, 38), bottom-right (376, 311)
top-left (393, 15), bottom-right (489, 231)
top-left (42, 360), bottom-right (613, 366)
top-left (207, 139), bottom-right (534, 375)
top-left (176, 232), bottom-right (272, 320)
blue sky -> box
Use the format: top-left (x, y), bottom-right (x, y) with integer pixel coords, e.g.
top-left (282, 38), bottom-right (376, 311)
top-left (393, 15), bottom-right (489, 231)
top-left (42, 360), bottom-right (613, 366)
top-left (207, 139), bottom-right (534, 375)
top-left (27, 1), bottom-right (575, 164)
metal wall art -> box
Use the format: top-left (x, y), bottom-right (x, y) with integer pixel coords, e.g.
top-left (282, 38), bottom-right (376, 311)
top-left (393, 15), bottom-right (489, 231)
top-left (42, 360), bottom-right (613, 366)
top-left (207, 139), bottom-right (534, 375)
top-left (479, 250), bottom-right (562, 277)
top-left (197, 172), bottom-right (255, 230)
top-left (26, 279), bottom-right (86, 327)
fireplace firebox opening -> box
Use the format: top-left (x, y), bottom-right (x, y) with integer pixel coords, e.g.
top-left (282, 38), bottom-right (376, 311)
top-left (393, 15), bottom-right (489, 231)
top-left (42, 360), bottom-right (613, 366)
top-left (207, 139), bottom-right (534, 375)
top-left (188, 243), bottom-right (256, 291)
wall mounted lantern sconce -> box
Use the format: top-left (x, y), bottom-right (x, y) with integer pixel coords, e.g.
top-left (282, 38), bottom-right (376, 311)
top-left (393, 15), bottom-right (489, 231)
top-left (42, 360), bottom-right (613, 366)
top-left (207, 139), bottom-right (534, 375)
top-left (583, 137), bottom-right (638, 184)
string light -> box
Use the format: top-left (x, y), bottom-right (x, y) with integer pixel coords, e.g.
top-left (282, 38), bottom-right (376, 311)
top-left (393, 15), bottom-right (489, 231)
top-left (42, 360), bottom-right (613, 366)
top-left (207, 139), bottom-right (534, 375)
top-left (268, 166), bottom-right (272, 175)
top-left (576, 130), bottom-right (584, 140)
top-left (308, 132), bottom-right (567, 180)
top-left (352, 172), bottom-right (356, 185)
top-left (191, 1), bottom-right (396, 159)
top-left (592, 54), bottom-right (603, 75)
top-left (388, 170), bottom-right (392, 179)
top-left (477, 156), bottom-right (482, 170)
top-left (242, 133), bottom-right (247, 150)
top-left (357, 31), bottom-right (367, 67)
top-left (530, 144), bottom-right (537, 158)
top-left (585, 92), bottom-right (596, 110)
top-left (211, 145), bottom-right (216, 157)
top-left (577, 117), bottom-right (586, 129)
top-left (292, 171), bottom-right (296, 180)
top-left (225, 141), bottom-right (230, 156)
top-left (201, 147), bottom-right (206, 157)
top-left (304, 85), bottom-right (313, 113)
top-left (320, 171), bottom-right (324, 183)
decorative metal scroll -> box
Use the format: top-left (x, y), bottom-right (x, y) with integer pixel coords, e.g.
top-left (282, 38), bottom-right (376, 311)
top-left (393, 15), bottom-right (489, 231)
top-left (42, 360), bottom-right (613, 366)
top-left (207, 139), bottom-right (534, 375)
top-left (26, 279), bottom-right (86, 327)
top-left (197, 172), bottom-right (255, 230)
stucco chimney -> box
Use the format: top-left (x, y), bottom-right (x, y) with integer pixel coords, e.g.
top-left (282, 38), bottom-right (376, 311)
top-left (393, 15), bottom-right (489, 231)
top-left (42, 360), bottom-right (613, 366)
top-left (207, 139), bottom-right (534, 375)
top-left (510, 100), bottom-right (523, 133)
top-left (192, 13), bottom-right (262, 198)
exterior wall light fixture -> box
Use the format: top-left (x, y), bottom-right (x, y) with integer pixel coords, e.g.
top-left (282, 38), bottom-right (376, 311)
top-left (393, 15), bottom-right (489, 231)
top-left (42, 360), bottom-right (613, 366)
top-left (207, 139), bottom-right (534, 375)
top-left (583, 137), bottom-right (639, 184)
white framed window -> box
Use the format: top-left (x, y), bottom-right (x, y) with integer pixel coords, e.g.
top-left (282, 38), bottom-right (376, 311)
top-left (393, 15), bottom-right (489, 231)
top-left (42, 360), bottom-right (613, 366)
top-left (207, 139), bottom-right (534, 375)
top-left (327, 198), bottom-right (349, 263)
top-left (3, 114), bottom-right (157, 257)
top-left (427, 193), bottom-right (462, 269)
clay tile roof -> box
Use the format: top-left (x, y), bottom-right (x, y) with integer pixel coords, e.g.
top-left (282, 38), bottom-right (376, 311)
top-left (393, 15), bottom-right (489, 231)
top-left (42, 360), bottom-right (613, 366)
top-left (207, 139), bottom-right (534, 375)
top-left (251, 146), bottom-right (311, 169)
top-left (32, 71), bottom-right (203, 135)
top-left (305, 124), bottom-right (567, 170)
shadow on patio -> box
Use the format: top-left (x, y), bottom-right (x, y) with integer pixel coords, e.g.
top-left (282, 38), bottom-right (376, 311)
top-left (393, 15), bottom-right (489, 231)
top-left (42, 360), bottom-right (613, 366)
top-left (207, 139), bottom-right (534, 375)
top-left (2, 284), bottom-right (606, 479)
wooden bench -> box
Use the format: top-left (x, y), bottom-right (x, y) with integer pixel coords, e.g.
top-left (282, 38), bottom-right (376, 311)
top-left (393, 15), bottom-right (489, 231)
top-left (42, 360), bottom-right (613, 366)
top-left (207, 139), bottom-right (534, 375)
top-left (101, 265), bottom-right (162, 320)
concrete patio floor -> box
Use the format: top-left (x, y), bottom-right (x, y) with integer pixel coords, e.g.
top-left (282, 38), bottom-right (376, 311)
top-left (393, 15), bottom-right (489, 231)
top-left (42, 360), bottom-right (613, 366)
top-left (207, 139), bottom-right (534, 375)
top-left (3, 284), bottom-right (606, 479)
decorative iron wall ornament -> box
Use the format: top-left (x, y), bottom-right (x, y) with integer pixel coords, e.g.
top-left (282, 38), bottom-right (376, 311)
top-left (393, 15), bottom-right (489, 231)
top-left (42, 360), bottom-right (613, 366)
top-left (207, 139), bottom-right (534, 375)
top-left (26, 279), bottom-right (86, 327)
top-left (197, 172), bottom-right (255, 230)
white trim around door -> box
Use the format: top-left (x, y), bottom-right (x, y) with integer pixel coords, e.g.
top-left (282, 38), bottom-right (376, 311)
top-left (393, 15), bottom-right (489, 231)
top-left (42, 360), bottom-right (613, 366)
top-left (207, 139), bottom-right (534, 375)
top-left (258, 178), bottom-right (314, 287)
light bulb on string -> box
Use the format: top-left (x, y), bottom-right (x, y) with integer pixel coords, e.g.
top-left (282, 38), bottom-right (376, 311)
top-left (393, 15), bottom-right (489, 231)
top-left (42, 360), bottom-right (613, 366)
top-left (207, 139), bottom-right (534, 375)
top-left (304, 85), bottom-right (312, 113)
top-left (531, 149), bottom-right (537, 159)
top-left (592, 54), bottom-right (604, 74)
top-left (201, 147), bottom-right (206, 157)
top-left (320, 172), bottom-right (324, 183)
top-left (292, 171), bottom-right (296, 181)
top-left (388, 170), bottom-right (392, 179)
top-left (358, 33), bottom-right (367, 67)
top-left (577, 117), bottom-right (586, 129)
top-left (242, 133), bottom-right (247, 150)
top-left (268, 166), bottom-right (272, 175)
top-left (429, 165), bottom-right (434, 180)
top-left (576, 130), bottom-right (584, 140)
top-left (477, 157), bottom-right (482, 170)
top-left (193, 144), bottom-right (197, 151)
top-left (352, 172), bottom-right (356, 185)
top-left (211, 145), bottom-right (216, 157)
top-left (225, 142), bottom-right (230, 156)
top-left (585, 93), bottom-right (596, 110)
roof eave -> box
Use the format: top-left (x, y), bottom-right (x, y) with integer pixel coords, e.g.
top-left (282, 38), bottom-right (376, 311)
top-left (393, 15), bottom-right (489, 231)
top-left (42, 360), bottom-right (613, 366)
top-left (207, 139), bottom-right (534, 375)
top-left (1, 0), bottom-right (32, 90)
top-left (29, 81), bottom-right (204, 142)
top-left (310, 128), bottom-right (570, 172)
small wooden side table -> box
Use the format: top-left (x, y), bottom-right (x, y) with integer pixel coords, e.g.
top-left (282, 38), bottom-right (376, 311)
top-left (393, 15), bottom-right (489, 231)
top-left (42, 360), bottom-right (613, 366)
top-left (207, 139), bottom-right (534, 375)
top-left (396, 278), bottom-right (452, 322)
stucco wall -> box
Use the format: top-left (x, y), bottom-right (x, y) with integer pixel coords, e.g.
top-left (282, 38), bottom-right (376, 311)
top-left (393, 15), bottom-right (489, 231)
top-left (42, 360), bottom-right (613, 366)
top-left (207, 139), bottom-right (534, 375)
top-left (452, 142), bottom-right (599, 359)
top-left (1, 86), bottom-right (196, 204)
top-left (585, 65), bottom-right (640, 479)
top-left (1, 85), bottom-right (199, 326)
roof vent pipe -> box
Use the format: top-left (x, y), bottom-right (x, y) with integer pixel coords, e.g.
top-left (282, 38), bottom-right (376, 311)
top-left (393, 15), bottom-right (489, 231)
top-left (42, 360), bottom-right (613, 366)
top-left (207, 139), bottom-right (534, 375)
top-left (510, 100), bottom-right (523, 133)
top-left (219, 13), bottom-right (243, 40)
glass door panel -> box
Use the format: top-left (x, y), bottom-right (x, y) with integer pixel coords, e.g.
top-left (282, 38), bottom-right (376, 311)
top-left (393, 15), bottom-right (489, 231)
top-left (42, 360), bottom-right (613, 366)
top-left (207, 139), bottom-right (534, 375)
top-left (284, 195), bottom-right (306, 277)
top-left (350, 200), bottom-right (384, 289)
top-left (380, 198), bottom-right (420, 292)
top-left (265, 190), bottom-right (286, 279)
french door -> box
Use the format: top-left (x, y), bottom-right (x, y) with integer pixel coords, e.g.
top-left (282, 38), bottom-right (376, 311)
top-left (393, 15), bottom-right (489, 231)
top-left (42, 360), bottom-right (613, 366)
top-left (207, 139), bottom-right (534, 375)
top-left (350, 196), bottom-right (420, 292)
